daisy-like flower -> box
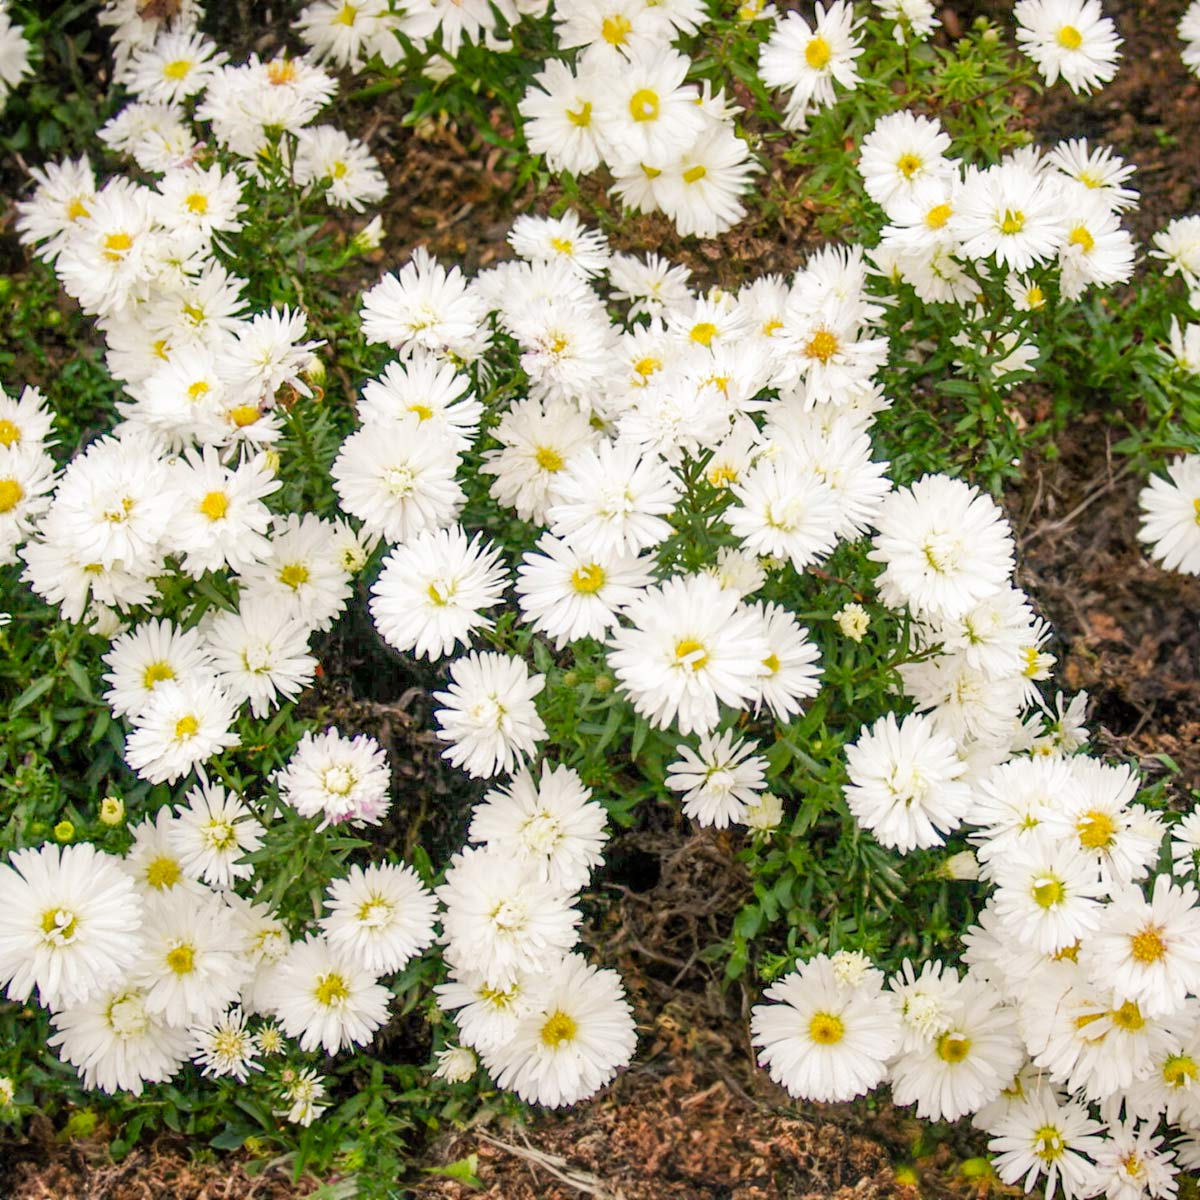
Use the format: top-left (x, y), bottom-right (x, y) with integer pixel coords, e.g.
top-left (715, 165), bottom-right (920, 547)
top-left (433, 651), bottom-right (547, 779)
top-left (777, 295), bottom-right (890, 408)
top-left (518, 59), bottom-right (605, 177)
top-left (652, 123), bottom-right (761, 240)
top-left (435, 964), bottom-right (543, 1051)
top-left (132, 890), bottom-right (249, 1028)
top-left (319, 862), bottom-right (438, 976)
top-left (608, 252), bottom-right (693, 319)
top-left (275, 728), bottom-right (392, 829)
top-left (758, 1), bottom-right (863, 129)
top-left (122, 809), bottom-right (203, 899)
top-left (15, 156), bottom-right (97, 264)
top-left (224, 307), bottom-right (323, 403)
top-left (858, 110), bottom-right (953, 209)
top-left (124, 28), bottom-right (227, 103)
top-left (987, 1090), bottom-right (1105, 1200)
top-left (727, 458), bottom-right (841, 571)
top-left (483, 953), bottom-right (637, 1108)
top-left (481, 395), bottom-right (596, 525)
top-left (277, 1066), bottom-right (329, 1126)
top-left (889, 975), bottom-right (1024, 1121)
top-left (950, 161), bottom-right (1068, 272)
top-left (1084, 877), bottom-right (1200, 1019)
top-left (887, 958), bottom-right (964, 1053)
top-left (370, 525), bottom-right (509, 660)
top-left (123, 676), bottom-right (241, 786)
top-left (437, 846), bottom-right (581, 988)
top-left (666, 730), bottom-right (770, 828)
top-left (468, 762), bottom-right (609, 892)
top-left (237, 513), bottom-right (353, 633)
top-left (546, 439), bottom-right (681, 561)
top-left (1014, 0), bottom-right (1121, 94)
top-left (152, 163), bottom-right (246, 250)
top-left (297, 0), bottom-right (390, 68)
top-left (508, 211), bottom-right (611, 280)
top-left (357, 352), bottom-right (481, 450)
top-left (843, 712), bottom-right (972, 853)
top-left (870, 473), bottom-right (1015, 621)
top-left (170, 782), bottom-right (263, 889)
top-left (1138, 456), bottom-right (1200, 576)
top-left (0, 383), bottom-right (53, 450)
top-left (1183, 1), bottom-right (1200, 77)
top-left (359, 248), bottom-right (489, 360)
top-left (204, 597), bottom-right (318, 719)
top-left (1087, 1119), bottom-right (1180, 1200)
top-left (1046, 138), bottom-right (1139, 211)
top-left (515, 533), bottom-right (655, 650)
top-left (48, 985), bottom-right (191, 1096)
top-left (164, 447), bottom-right (280, 578)
top-left (331, 416), bottom-right (464, 545)
top-left (434, 1044), bottom-right (478, 1083)
top-left (268, 935), bottom-right (390, 1055)
top-left (292, 125), bottom-right (387, 212)
top-left (746, 600), bottom-right (823, 721)
top-left (1057, 190), bottom-right (1135, 300)
top-left (752, 953), bottom-right (901, 1102)
top-left (592, 44), bottom-right (705, 171)
top-left (0, 443), bottom-right (57, 565)
top-left (1151, 215), bottom-right (1200, 291)
top-left (189, 1006), bottom-right (261, 1081)
top-left (991, 837), bottom-right (1107, 954)
top-left (607, 573), bottom-right (771, 736)
top-left (0, 843), bottom-right (144, 1011)
top-left (874, 0), bottom-right (940, 42)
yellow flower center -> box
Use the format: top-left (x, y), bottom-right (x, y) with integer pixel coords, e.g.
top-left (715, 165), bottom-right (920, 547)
top-left (67, 196), bottom-right (90, 221)
top-left (40, 907), bottom-right (79, 942)
top-left (1110, 1000), bottom-right (1146, 1031)
top-left (999, 209), bottom-right (1026, 236)
top-left (103, 231), bottom-right (133, 261)
top-left (1057, 24), bottom-right (1083, 50)
top-left (279, 562), bottom-right (310, 589)
top-left (566, 101), bottom-right (592, 128)
top-left (1130, 928), bottom-right (1167, 965)
top-left (314, 972), bottom-right (350, 1006)
top-left (535, 445), bottom-right (564, 472)
top-left (674, 637), bottom-right (709, 671)
top-left (925, 203), bottom-right (953, 229)
top-left (808, 1011), bottom-right (845, 1044)
top-left (629, 88), bottom-right (660, 122)
top-left (690, 321), bottom-right (717, 346)
top-left (174, 714), bottom-right (200, 740)
top-left (805, 329), bottom-right (840, 363)
top-left (1034, 1125), bottom-right (1065, 1162)
top-left (682, 164), bottom-right (707, 184)
top-left (199, 490), bottom-right (229, 520)
top-left (805, 35), bottom-right (831, 69)
top-left (762, 652), bottom-right (780, 674)
top-left (570, 563), bottom-right (606, 594)
top-left (334, 2), bottom-right (358, 25)
top-left (143, 661), bottom-right (176, 688)
top-left (602, 13), bottom-right (632, 43)
top-left (162, 59), bottom-right (194, 81)
top-left (0, 418), bottom-right (20, 446)
top-left (707, 464), bottom-right (739, 486)
top-left (1163, 1054), bottom-right (1199, 1088)
top-left (0, 478), bottom-right (23, 513)
top-left (936, 1032), bottom-right (971, 1063)
top-left (1031, 876), bottom-right (1065, 908)
top-left (1069, 225), bottom-right (1095, 254)
top-left (186, 380), bottom-right (210, 402)
top-left (267, 59), bottom-right (298, 85)
top-left (166, 944), bottom-right (195, 975)
top-left (146, 855), bottom-right (181, 889)
top-left (540, 1010), bottom-right (579, 1047)
top-left (633, 356), bottom-right (662, 380)
top-left (185, 192), bottom-right (209, 214)
top-left (1026, 285), bottom-right (1045, 308)
top-left (331, 160), bottom-right (349, 180)
top-left (1075, 809), bottom-right (1116, 849)
top-left (229, 404), bottom-right (262, 428)
top-left (896, 152), bottom-right (923, 179)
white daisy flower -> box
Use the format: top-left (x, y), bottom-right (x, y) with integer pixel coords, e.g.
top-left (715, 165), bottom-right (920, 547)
top-left (434, 651), bottom-right (547, 779)
top-left (275, 728), bottom-right (392, 829)
top-left (483, 953), bottom-right (637, 1108)
top-left (319, 862), bottom-right (438, 976)
top-left (987, 1089), bottom-right (1105, 1200)
top-left (666, 730), bottom-right (770, 828)
top-left (0, 843), bottom-right (144, 1011)
top-left (1014, 0), bottom-right (1121, 94)
top-left (752, 953), bottom-right (901, 1102)
top-left (189, 1006), bottom-right (261, 1081)
top-left (170, 782), bottom-right (263, 889)
top-left (123, 676), bottom-right (241, 786)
